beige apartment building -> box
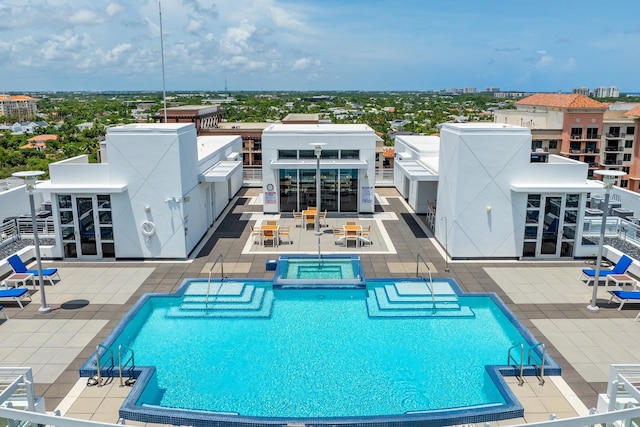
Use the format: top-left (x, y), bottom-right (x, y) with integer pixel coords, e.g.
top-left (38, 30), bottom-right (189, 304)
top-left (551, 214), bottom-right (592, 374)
top-left (0, 95), bottom-right (38, 120)
top-left (495, 93), bottom-right (640, 190)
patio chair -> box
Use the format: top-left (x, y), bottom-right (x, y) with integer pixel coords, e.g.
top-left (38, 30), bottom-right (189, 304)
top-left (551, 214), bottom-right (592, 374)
top-left (266, 220), bottom-right (277, 226)
top-left (279, 226), bottom-right (291, 244)
top-left (0, 288), bottom-right (32, 308)
top-left (292, 210), bottom-right (303, 227)
top-left (333, 228), bottom-right (345, 246)
top-left (581, 255), bottom-right (633, 286)
top-left (250, 225), bottom-right (262, 245)
top-left (7, 254), bottom-right (60, 286)
top-left (608, 290), bottom-right (640, 311)
top-left (319, 210), bottom-right (328, 228)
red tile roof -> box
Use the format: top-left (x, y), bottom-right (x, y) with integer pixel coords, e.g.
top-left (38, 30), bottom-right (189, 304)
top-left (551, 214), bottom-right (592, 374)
top-left (28, 134), bottom-right (57, 142)
top-left (624, 105), bottom-right (640, 118)
top-left (516, 93), bottom-right (607, 109)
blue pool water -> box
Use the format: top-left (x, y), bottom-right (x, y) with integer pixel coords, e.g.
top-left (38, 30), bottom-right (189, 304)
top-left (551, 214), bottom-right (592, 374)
top-left (108, 285), bottom-right (538, 418)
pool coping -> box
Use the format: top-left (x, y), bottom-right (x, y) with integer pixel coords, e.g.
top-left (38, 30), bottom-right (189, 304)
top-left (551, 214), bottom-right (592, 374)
top-left (79, 277), bottom-right (561, 427)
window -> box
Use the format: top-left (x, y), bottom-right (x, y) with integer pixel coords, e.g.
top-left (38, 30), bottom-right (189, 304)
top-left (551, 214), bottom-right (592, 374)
top-left (532, 140), bottom-right (542, 149)
top-left (341, 149), bottom-right (360, 159)
top-left (548, 140), bottom-right (558, 149)
top-left (570, 127), bottom-right (582, 138)
top-left (623, 167), bottom-right (630, 174)
top-left (624, 153), bottom-right (632, 161)
top-left (278, 150), bottom-right (297, 159)
top-left (621, 180), bottom-right (628, 188)
top-left (586, 127), bottom-right (599, 139)
top-left (625, 140), bottom-right (633, 148)
top-left (609, 126), bottom-right (621, 137)
top-left (299, 150), bottom-right (315, 159)
top-left (321, 150), bottom-right (339, 159)
top-left (627, 126), bottom-right (635, 135)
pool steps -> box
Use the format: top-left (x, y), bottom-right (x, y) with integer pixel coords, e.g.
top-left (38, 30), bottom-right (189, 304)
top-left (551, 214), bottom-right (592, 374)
top-left (366, 281), bottom-right (475, 318)
top-left (167, 282), bottom-right (274, 318)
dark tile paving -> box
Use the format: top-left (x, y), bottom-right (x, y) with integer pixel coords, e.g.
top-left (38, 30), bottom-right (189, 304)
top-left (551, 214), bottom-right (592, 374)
top-left (7, 186), bottom-right (625, 413)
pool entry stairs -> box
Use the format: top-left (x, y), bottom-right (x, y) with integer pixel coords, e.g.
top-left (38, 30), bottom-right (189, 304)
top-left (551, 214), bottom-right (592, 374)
top-left (366, 281), bottom-right (475, 317)
top-left (168, 281), bottom-right (274, 318)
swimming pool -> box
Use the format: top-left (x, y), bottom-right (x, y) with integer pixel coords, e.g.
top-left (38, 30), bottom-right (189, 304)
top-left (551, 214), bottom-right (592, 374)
top-left (81, 277), bottom-right (559, 427)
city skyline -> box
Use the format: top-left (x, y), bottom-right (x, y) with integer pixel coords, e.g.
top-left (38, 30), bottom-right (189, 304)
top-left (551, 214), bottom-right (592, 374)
top-left (2, 0), bottom-right (640, 93)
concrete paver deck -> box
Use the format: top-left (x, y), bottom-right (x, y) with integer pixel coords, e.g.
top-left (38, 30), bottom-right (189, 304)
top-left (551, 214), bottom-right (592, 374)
top-left (1, 187), bottom-right (637, 425)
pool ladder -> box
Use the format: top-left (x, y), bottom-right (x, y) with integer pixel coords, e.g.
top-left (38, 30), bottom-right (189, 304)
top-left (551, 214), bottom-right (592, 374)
top-left (507, 342), bottom-right (546, 386)
top-left (206, 254), bottom-right (225, 307)
top-left (416, 254), bottom-right (435, 314)
top-left (91, 344), bottom-right (137, 387)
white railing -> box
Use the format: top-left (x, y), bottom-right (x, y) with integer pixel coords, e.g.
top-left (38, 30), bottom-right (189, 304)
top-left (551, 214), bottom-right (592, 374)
top-left (605, 364), bottom-right (640, 412)
top-left (0, 367), bottom-right (38, 412)
top-left (242, 168), bottom-right (262, 186)
top-left (375, 168), bottom-right (394, 185)
top-left (582, 217), bottom-right (621, 237)
top-left (0, 218), bottom-right (56, 248)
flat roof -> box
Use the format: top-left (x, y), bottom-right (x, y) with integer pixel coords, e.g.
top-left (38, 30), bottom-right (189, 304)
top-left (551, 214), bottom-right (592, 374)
top-left (216, 122), bottom-right (271, 130)
top-left (264, 123), bottom-right (375, 134)
top-left (197, 135), bottom-right (241, 160)
top-left (108, 123), bottom-right (194, 133)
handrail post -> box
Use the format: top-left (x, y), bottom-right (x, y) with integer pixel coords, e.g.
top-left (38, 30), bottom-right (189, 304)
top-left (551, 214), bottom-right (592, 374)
top-left (416, 254), bottom-right (435, 313)
top-left (206, 254), bottom-right (224, 306)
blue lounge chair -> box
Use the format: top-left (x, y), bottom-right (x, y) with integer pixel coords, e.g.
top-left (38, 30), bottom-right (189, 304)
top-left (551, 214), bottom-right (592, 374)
top-left (7, 254), bottom-right (60, 286)
top-left (609, 290), bottom-right (640, 311)
top-left (581, 255), bottom-right (633, 286)
top-left (0, 288), bottom-right (32, 308)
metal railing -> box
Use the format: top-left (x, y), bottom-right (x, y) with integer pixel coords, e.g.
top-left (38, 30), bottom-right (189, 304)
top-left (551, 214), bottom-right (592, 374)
top-left (416, 254), bottom-right (435, 313)
top-left (527, 342), bottom-right (546, 386)
top-left (206, 254), bottom-right (225, 307)
top-left (117, 345), bottom-right (136, 387)
top-left (507, 343), bottom-right (525, 386)
top-left (0, 367), bottom-right (36, 412)
top-left (93, 344), bottom-right (114, 387)
top-left (0, 217), bottom-right (56, 248)
top-left (242, 168), bottom-right (263, 186)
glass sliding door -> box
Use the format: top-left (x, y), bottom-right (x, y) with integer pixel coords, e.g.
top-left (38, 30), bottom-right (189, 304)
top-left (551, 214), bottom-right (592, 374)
top-left (279, 169), bottom-right (298, 212)
top-left (540, 196), bottom-right (562, 256)
top-left (321, 169), bottom-right (338, 211)
top-left (57, 194), bottom-right (114, 259)
top-left (340, 169), bottom-right (358, 212)
top-left (300, 170), bottom-right (317, 209)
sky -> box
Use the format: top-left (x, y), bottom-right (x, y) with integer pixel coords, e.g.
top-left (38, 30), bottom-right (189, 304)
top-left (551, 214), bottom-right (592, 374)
top-left (2, 0), bottom-right (640, 93)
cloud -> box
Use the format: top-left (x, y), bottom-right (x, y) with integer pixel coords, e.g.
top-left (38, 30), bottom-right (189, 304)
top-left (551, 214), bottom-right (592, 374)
top-left (270, 6), bottom-right (304, 29)
top-left (106, 3), bottom-right (124, 17)
top-left (535, 50), bottom-right (553, 70)
top-left (291, 57), bottom-right (321, 71)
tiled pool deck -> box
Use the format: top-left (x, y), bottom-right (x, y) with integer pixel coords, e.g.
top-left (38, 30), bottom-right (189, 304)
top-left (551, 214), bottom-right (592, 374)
top-left (2, 187), bottom-right (640, 425)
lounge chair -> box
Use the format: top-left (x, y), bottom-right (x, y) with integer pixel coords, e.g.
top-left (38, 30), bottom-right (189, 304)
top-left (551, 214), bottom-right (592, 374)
top-left (0, 288), bottom-right (32, 308)
top-left (0, 305), bottom-right (7, 320)
top-left (608, 290), bottom-right (640, 311)
top-left (7, 254), bottom-right (60, 286)
top-left (581, 255), bottom-right (633, 286)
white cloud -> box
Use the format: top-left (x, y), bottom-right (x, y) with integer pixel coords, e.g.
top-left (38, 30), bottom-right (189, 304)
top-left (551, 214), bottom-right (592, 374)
top-left (106, 2), bottom-right (124, 17)
top-left (291, 57), bottom-right (321, 71)
top-left (270, 6), bottom-right (304, 29)
top-left (68, 9), bottom-right (101, 24)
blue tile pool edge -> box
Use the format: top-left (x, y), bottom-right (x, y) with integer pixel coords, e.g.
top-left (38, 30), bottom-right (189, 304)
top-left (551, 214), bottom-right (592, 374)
top-left (79, 276), bottom-right (561, 427)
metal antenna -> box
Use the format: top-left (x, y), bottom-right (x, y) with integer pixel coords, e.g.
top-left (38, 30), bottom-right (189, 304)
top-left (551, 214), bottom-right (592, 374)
top-left (159, 0), bottom-right (168, 122)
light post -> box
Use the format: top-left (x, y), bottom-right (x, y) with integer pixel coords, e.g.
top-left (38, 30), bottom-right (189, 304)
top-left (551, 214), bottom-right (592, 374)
top-left (587, 169), bottom-right (626, 313)
top-left (12, 170), bottom-right (51, 313)
top-left (441, 216), bottom-right (450, 272)
top-left (310, 143), bottom-right (326, 236)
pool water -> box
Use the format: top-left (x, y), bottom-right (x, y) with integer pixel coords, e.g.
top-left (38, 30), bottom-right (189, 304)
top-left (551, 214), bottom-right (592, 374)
top-left (274, 255), bottom-right (365, 286)
top-left (115, 287), bottom-right (531, 418)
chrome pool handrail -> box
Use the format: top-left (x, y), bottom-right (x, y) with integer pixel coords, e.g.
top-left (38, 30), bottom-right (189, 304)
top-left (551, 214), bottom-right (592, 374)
top-left (416, 254), bottom-right (435, 313)
top-left (206, 254), bottom-right (225, 307)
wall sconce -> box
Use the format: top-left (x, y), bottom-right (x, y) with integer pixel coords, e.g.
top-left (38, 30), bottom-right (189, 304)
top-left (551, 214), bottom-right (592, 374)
top-left (486, 206), bottom-right (492, 213)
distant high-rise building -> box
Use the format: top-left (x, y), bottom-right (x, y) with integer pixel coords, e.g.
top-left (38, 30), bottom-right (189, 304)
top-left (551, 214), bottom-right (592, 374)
top-left (572, 87), bottom-right (590, 96)
top-left (485, 87), bottom-right (500, 93)
top-left (463, 87), bottom-right (477, 94)
top-left (593, 86), bottom-right (620, 98)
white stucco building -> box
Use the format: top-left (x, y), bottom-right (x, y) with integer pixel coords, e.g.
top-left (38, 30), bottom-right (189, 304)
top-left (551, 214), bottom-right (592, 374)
top-left (261, 124), bottom-right (377, 214)
top-left (395, 123), bottom-right (603, 259)
top-left (35, 124), bottom-right (242, 260)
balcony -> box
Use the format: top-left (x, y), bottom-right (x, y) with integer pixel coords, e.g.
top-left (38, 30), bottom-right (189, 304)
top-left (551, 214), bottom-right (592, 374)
top-left (606, 132), bottom-right (625, 139)
top-left (604, 146), bottom-right (623, 152)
